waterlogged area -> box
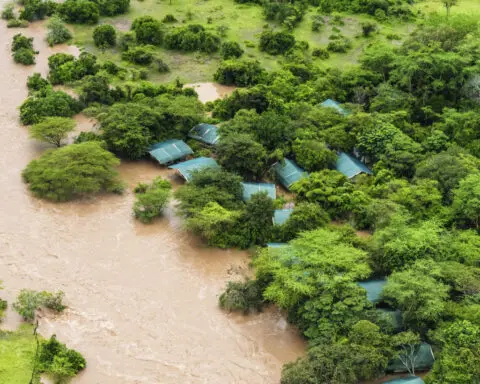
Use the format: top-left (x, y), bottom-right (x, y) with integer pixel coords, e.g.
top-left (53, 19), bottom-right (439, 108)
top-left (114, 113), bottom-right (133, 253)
top-left (184, 82), bottom-right (236, 104)
top-left (0, 14), bottom-right (305, 384)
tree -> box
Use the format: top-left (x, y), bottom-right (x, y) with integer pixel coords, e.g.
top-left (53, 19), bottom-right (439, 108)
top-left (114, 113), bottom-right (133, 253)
top-left (91, 0), bottom-right (129, 16)
top-left (133, 177), bottom-right (171, 223)
top-left (242, 191), bottom-right (274, 246)
top-left (29, 117), bottom-right (76, 147)
top-left (216, 133), bottom-right (267, 180)
top-left (219, 279), bottom-right (264, 314)
top-left (131, 16), bottom-right (163, 45)
top-left (391, 331), bottom-right (422, 375)
top-left (93, 24), bottom-right (116, 48)
top-left (59, 0), bottom-right (99, 24)
top-left (292, 139), bottom-right (337, 172)
top-left (213, 59), bottom-right (265, 87)
top-left (259, 30), bottom-right (296, 55)
top-left (13, 290), bottom-right (65, 322)
top-left (382, 261), bottom-right (450, 330)
top-left (443, 0), bottom-right (458, 19)
top-left (121, 45), bottom-right (155, 65)
top-left (452, 174), bottom-right (480, 229)
top-left (280, 202), bottom-right (330, 241)
top-left (221, 41), bottom-right (244, 59)
top-left (46, 16), bottom-right (72, 46)
top-left (22, 142), bottom-right (124, 201)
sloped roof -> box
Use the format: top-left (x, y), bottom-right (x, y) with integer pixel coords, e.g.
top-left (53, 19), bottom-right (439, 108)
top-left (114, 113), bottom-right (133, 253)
top-left (273, 159), bottom-right (307, 189)
top-left (320, 99), bottom-right (348, 115)
top-left (336, 152), bottom-right (372, 179)
top-left (188, 123), bottom-right (219, 145)
top-left (387, 343), bottom-right (435, 373)
top-left (149, 139), bottom-right (193, 165)
top-left (168, 157), bottom-right (219, 181)
top-left (382, 377), bottom-right (425, 384)
top-left (358, 279), bottom-right (386, 304)
top-left (273, 209), bottom-right (293, 225)
top-left (241, 182), bottom-right (276, 201)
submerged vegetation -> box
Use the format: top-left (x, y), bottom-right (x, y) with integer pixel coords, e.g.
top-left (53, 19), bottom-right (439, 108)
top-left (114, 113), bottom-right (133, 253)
top-left (2, 0), bottom-right (480, 382)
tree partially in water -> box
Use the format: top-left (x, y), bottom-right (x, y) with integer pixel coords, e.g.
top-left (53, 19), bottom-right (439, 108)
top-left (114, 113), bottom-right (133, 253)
top-left (29, 117), bottom-right (75, 147)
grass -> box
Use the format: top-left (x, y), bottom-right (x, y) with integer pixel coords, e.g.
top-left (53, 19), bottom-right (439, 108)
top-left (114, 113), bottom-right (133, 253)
top-left (68, 0), bottom-right (478, 83)
top-left (0, 324), bottom-right (39, 384)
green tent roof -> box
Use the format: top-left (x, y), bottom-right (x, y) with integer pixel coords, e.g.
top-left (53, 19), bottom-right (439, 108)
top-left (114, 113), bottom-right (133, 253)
top-left (378, 308), bottom-right (403, 331)
top-left (168, 157), bottom-right (219, 181)
top-left (336, 152), bottom-right (372, 179)
top-left (358, 279), bottom-right (386, 304)
top-left (267, 243), bottom-right (288, 248)
top-left (320, 99), bottom-right (348, 115)
top-left (273, 159), bottom-right (307, 189)
top-left (188, 123), bottom-right (219, 145)
top-left (382, 376), bottom-right (425, 384)
top-left (273, 209), bottom-right (293, 225)
top-left (149, 139), bottom-right (193, 165)
top-left (387, 343), bottom-right (435, 373)
top-left (241, 182), bottom-right (276, 201)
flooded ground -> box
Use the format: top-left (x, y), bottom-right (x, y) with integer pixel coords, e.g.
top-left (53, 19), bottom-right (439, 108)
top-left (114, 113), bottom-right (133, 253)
top-left (184, 82), bottom-right (236, 103)
top-left (0, 15), bottom-right (305, 384)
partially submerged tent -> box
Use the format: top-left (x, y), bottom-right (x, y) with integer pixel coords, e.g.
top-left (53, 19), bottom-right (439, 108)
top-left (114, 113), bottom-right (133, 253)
top-left (149, 139), bottom-right (193, 165)
top-left (336, 152), bottom-right (372, 179)
top-left (320, 98), bottom-right (348, 116)
top-left (188, 123), bottom-right (219, 145)
top-left (273, 209), bottom-right (293, 225)
top-left (382, 376), bottom-right (425, 384)
top-left (241, 182), bottom-right (276, 201)
top-left (168, 157), bottom-right (219, 182)
top-left (387, 343), bottom-right (435, 373)
top-left (358, 279), bottom-right (386, 304)
top-left (273, 159), bottom-right (307, 190)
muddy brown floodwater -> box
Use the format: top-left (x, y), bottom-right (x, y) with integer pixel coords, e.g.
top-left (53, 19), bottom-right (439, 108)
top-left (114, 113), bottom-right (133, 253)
top-left (184, 82), bottom-right (237, 104)
top-left (0, 15), bottom-right (305, 384)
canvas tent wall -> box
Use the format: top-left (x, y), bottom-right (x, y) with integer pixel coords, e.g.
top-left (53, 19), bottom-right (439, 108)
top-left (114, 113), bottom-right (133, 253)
top-left (358, 279), bottom-right (386, 304)
top-left (149, 139), bottom-right (193, 165)
top-left (382, 376), bottom-right (425, 384)
top-left (336, 152), bottom-right (372, 179)
top-left (273, 209), bottom-right (293, 225)
top-left (320, 98), bottom-right (348, 116)
top-left (168, 157), bottom-right (219, 182)
top-left (189, 123), bottom-right (219, 145)
top-left (387, 343), bottom-right (435, 373)
top-left (241, 182), bottom-right (276, 201)
top-left (273, 159), bottom-right (307, 190)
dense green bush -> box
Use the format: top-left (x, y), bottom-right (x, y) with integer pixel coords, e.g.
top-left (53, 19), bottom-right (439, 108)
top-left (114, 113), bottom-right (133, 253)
top-left (213, 59), bottom-right (265, 87)
top-left (93, 24), bottom-right (116, 48)
top-left (312, 47), bottom-right (330, 59)
top-left (39, 335), bottom-right (86, 380)
top-left (219, 279), bottom-right (264, 313)
top-left (327, 37), bottom-right (352, 52)
top-left (1, 4), bottom-right (15, 20)
top-left (7, 18), bottom-right (29, 28)
top-left (122, 45), bottom-right (155, 65)
top-left (131, 16), bottom-right (163, 45)
top-left (11, 33), bottom-right (34, 51)
top-left (29, 117), bottom-right (76, 147)
top-left (259, 30), bottom-right (296, 55)
top-left (91, 0), bottom-right (129, 16)
top-left (22, 142), bottom-right (124, 201)
top-left (46, 16), bottom-right (72, 46)
top-left (221, 41), bottom-right (244, 59)
top-left (133, 177), bottom-right (172, 223)
top-left (12, 290), bottom-right (66, 322)
top-left (20, 90), bottom-right (80, 125)
top-left (48, 52), bottom-right (99, 84)
top-left (13, 48), bottom-right (36, 65)
top-left (164, 24), bottom-right (220, 53)
top-left (59, 0), bottom-right (99, 24)
top-left (20, 0), bottom-right (57, 21)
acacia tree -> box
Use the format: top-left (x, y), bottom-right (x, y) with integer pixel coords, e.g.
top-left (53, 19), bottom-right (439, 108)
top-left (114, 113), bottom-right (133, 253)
top-left (29, 117), bottom-right (75, 147)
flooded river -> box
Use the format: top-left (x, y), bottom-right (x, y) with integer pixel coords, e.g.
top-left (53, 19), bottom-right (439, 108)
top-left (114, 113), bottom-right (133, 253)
top-left (0, 16), bottom-right (304, 384)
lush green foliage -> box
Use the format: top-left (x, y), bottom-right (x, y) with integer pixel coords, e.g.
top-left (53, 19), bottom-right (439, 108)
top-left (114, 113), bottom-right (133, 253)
top-left (133, 177), bottom-right (172, 223)
top-left (22, 142), bottom-right (123, 201)
top-left (164, 24), bottom-right (220, 53)
top-left (29, 117), bottom-right (76, 147)
top-left (219, 279), bottom-right (264, 313)
top-left (213, 59), bottom-right (265, 87)
top-left (46, 16), bottom-right (72, 46)
top-left (259, 30), bottom-right (296, 55)
top-left (221, 41), bottom-right (244, 59)
top-left (59, 0), bottom-right (100, 24)
top-left (13, 289), bottom-right (66, 322)
top-left (93, 24), bottom-right (116, 48)
top-left (11, 34), bottom-right (37, 65)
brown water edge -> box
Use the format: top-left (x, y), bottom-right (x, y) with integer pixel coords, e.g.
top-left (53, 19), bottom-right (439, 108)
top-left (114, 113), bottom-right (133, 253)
top-left (0, 15), bottom-right (305, 384)
top-left (184, 82), bottom-right (237, 104)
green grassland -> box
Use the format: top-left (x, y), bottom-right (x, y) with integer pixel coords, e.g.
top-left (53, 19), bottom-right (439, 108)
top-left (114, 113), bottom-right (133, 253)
top-left (0, 325), bottom-right (39, 384)
top-left (71, 0), bottom-right (418, 83)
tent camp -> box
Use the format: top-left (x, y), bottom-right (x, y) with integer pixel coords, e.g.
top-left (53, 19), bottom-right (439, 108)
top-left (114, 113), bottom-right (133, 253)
top-left (149, 139), bottom-right (193, 165)
top-left (336, 152), bottom-right (372, 179)
top-left (358, 279), bottom-right (386, 304)
top-left (273, 159), bottom-right (307, 190)
top-left (241, 182), bottom-right (276, 201)
top-left (387, 343), bottom-right (435, 373)
top-left (382, 376), bottom-right (425, 384)
top-left (168, 157), bottom-right (219, 182)
top-left (188, 123), bottom-right (219, 145)
top-left (273, 209), bottom-right (293, 225)
top-left (320, 99), bottom-right (348, 115)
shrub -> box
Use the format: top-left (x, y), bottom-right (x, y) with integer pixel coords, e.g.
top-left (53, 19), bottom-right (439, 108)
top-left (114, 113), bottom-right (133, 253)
top-left (59, 0), bottom-right (99, 24)
top-left (327, 37), bottom-right (352, 52)
top-left (133, 177), bottom-right (172, 223)
top-left (118, 31), bottom-right (135, 51)
top-left (122, 45), bottom-right (155, 65)
top-left (162, 14), bottom-right (177, 23)
top-left (7, 18), bottom-right (29, 28)
top-left (259, 30), bottom-right (296, 55)
top-left (12, 290), bottom-right (66, 322)
top-left (221, 41), bottom-right (244, 59)
top-left (91, 0), bottom-right (129, 16)
top-left (11, 33), bottom-right (34, 51)
top-left (131, 16), bottom-right (163, 45)
top-left (164, 24), bottom-right (221, 53)
top-left (20, 0), bottom-right (57, 21)
top-left (1, 4), bottom-right (15, 20)
top-left (213, 59), bottom-right (265, 87)
top-left (22, 142), bottom-right (124, 201)
top-left (29, 117), bottom-right (76, 147)
top-left (93, 24), bottom-right (116, 48)
top-left (39, 335), bottom-right (86, 379)
top-left (361, 21), bottom-right (377, 37)
top-left (219, 279), bottom-right (264, 314)
top-left (155, 58), bottom-right (169, 73)
top-left (13, 48), bottom-right (36, 65)
top-left (48, 52), bottom-right (99, 85)
top-left (312, 47), bottom-right (330, 59)
top-left (311, 14), bottom-right (324, 31)
top-left (46, 16), bottom-right (72, 46)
